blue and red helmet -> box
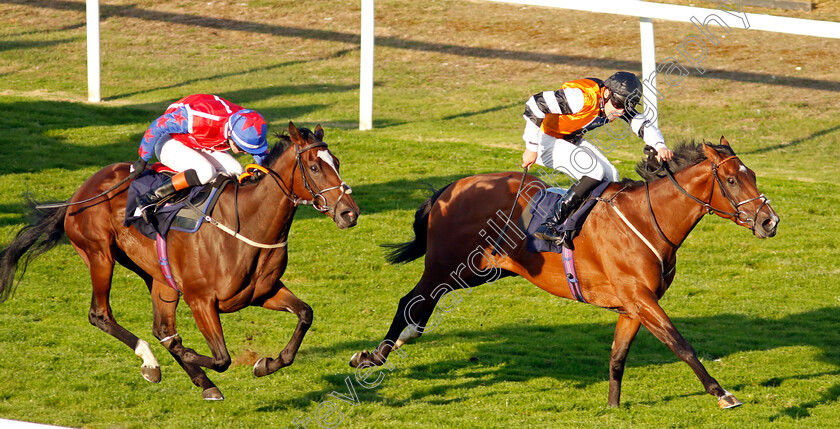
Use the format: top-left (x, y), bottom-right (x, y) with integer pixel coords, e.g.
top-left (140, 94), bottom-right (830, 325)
top-left (227, 109), bottom-right (268, 155)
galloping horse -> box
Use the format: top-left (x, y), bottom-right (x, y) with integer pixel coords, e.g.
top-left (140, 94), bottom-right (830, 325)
top-left (350, 137), bottom-right (779, 408)
top-left (0, 122), bottom-right (359, 400)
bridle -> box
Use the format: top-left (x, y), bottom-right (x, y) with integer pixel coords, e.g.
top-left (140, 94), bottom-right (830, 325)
top-left (189, 140), bottom-right (352, 250)
top-left (262, 141), bottom-right (352, 217)
top-left (650, 155), bottom-right (771, 246)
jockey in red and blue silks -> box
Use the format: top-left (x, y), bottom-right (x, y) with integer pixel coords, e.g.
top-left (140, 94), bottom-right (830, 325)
top-left (129, 94), bottom-right (269, 210)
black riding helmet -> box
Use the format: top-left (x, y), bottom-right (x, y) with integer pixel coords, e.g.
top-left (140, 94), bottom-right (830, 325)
top-left (603, 71), bottom-right (642, 113)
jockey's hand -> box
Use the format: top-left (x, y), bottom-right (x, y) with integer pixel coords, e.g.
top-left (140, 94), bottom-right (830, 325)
top-left (656, 146), bottom-right (674, 162)
top-left (128, 158), bottom-right (147, 180)
top-left (521, 149), bottom-right (538, 169)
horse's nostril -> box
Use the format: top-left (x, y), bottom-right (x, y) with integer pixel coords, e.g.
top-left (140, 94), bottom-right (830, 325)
top-left (341, 210), bottom-right (357, 223)
top-left (762, 218), bottom-right (775, 231)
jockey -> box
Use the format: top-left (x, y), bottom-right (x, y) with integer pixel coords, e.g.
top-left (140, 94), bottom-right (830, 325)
top-left (129, 94), bottom-right (269, 210)
top-left (520, 71), bottom-right (675, 248)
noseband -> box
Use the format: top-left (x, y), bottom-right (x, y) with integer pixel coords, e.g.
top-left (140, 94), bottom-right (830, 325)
top-left (663, 155), bottom-right (771, 233)
top-left (264, 141), bottom-right (352, 217)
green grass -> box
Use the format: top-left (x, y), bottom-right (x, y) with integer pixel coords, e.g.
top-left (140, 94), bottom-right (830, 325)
top-left (1, 1), bottom-right (839, 428)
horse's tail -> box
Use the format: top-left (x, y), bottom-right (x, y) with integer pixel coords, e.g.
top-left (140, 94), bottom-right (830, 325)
top-left (383, 183), bottom-right (453, 264)
top-left (0, 197), bottom-right (68, 303)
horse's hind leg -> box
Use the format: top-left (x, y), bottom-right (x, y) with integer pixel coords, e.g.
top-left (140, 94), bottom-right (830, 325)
top-left (633, 291), bottom-right (741, 409)
top-left (75, 244), bottom-right (162, 383)
top-left (350, 273), bottom-right (455, 368)
top-left (157, 294), bottom-right (233, 375)
top-left (252, 282), bottom-right (313, 377)
top-left (608, 314), bottom-right (641, 407)
top-left (150, 281), bottom-right (223, 400)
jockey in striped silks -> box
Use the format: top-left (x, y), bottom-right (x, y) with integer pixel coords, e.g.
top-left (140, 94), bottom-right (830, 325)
top-left (520, 71), bottom-right (674, 248)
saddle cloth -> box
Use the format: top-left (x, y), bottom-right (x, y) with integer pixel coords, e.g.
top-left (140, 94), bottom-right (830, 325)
top-left (123, 171), bottom-right (227, 240)
top-left (520, 180), bottom-right (611, 253)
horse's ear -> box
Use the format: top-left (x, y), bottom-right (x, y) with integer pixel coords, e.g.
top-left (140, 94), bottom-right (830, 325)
top-left (703, 143), bottom-right (722, 161)
top-left (719, 135), bottom-right (730, 146)
top-left (288, 121), bottom-right (301, 143)
top-left (314, 124), bottom-right (324, 141)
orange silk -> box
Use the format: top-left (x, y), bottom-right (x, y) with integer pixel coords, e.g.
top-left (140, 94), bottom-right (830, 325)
top-left (539, 79), bottom-right (604, 139)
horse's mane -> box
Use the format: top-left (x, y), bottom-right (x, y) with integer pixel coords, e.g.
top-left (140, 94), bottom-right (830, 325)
top-left (262, 127), bottom-right (318, 167)
top-left (632, 139), bottom-right (735, 183)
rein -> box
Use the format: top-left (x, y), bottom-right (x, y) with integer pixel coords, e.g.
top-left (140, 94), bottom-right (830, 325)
top-left (662, 156), bottom-right (770, 232)
top-left (604, 152), bottom-right (770, 276)
top-left (187, 200), bottom-right (288, 249)
top-left (35, 175), bottom-right (131, 210)
top-left (645, 182), bottom-right (680, 249)
top-left (597, 186), bottom-right (671, 276)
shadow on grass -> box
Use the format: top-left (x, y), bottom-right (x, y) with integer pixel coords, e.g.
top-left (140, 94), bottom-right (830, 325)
top-left (0, 203), bottom-right (28, 227)
top-left (7, 0), bottom-right (840, 93)
top-left (0, 90), bottom-right (350, 175)
top-left (292, 175), bottom-right (465, 221)
top-left (741, 124), bottom-right (840, 155)
top-left (0, 38), bottom-right (77, 52)
top-left (279, 307), bottom-right (840, 415)
top-left (105, 49), bottom-right (358, 101)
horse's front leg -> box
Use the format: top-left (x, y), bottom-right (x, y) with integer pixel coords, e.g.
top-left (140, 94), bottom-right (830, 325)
top-left (253, 281), bottom-right (313, 377)
top-left (632, 291), bottom-right (742, 409)
top-left (608, 314), bottom-right (641, 407)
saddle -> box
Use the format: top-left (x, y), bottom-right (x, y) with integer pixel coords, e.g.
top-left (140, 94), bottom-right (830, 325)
top-left (124, 168), bottom-right (232, 240)
top-left (519, 181), bottom-right (611, 254)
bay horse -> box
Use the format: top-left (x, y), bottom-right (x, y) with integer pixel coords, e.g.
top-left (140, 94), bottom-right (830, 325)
top-left (0, 122), bottom-right (359, 400)
top-left (350, 137), bottom-right (779, 409)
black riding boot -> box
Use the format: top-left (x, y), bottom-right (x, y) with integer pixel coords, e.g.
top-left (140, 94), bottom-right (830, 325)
top-left (534, 176), bottom-right (601, 248)
top-left (136, 178), bottom-right (177, 209)
top-left (534, 190), bottom-right (584, 242)
top-left (136, 170), bottom-right (200, 211)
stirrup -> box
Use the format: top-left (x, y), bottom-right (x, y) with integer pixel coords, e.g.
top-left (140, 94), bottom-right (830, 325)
top-left (534, 229), bottom-right (563, 242)
top-left (140, 204), bottom-right (156, 224)
top-left (534, 219), bottom-right (564, 242)
top-left (561, 230), bottom-right (575, 250)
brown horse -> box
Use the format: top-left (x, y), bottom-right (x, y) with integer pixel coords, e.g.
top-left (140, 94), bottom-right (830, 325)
top-left (0, 122), bottom-right (359, 400)
top-left (350, 137), bottom-right (779, 409)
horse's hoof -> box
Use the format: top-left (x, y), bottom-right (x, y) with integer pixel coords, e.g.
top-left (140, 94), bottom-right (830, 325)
top-left (202, 387), bottom-right (225, 401)
top-left (349, 350), bottom-right (369, 368)
top-left (141, 366), bottom-right (161, 383)
top-left (253, 358), bottom-right (270, 377)
top-left (349, 352), bottom-right (361, 368)
top-left (718, 393), bottom-right (742, 409)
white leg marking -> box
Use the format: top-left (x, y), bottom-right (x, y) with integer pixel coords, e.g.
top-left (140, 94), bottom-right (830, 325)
top-left (395, 324), bottom-right (421, 349)
top-left (135, 339), bottom-right (160, 369)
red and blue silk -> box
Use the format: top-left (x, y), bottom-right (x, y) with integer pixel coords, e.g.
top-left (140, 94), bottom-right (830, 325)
top-left (138, 94), bottom-right (268, 165)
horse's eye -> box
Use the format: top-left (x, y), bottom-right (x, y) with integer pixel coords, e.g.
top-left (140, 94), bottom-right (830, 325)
top-left (310, 164), bottom-right (319, 173)
top-left (727, 177), bottom-right (736, 185)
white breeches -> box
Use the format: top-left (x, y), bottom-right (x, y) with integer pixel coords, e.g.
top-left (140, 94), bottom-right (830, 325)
top-left (534, 132), bottom-right (619, 183)
top-left (155, 139), bottom-right (243, 184)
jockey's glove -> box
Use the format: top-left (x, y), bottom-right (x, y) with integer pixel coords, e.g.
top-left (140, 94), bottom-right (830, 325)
top-left (128, 158), bottom-right (147, 180)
